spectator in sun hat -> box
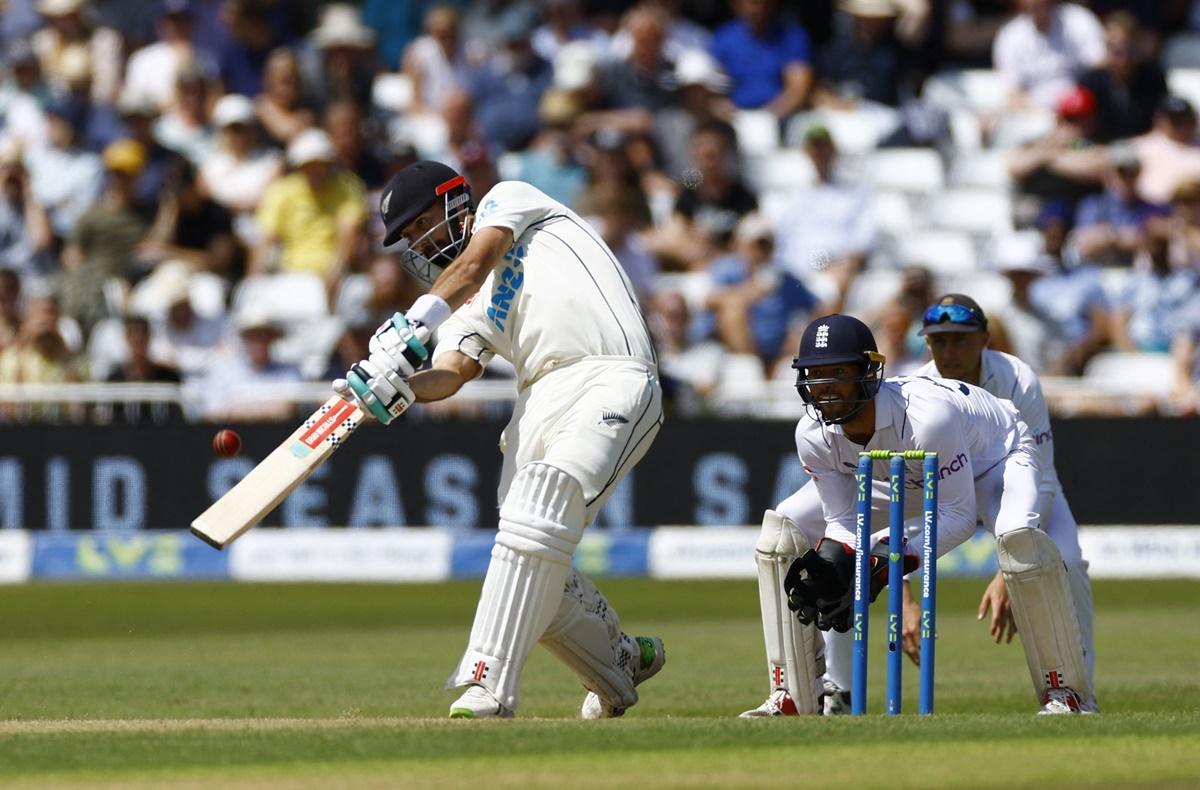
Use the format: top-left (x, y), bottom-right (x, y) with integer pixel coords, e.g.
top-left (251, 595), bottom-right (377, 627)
top-left (302, 2), bottom-right (378, 113)
top-left (991, 232), bottom-right (1061, 374)
top-left (198, 93), bottom-right (283, 235)
top-left (401, 4), bottom-right (470, 116)
top-left (1133, 96), bottom-right (1200, 205)
top-left (197, 305), bottom-right (301, 421)
top-left (252, 128), bottom-right (367, 284)
top-left (32, 0), bottom-right (124, 105)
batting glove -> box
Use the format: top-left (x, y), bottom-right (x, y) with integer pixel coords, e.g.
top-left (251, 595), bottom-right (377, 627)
top-left (334, 358), bottom-right (416, 425)
top-left (367, 311), bottom-right (430, 379)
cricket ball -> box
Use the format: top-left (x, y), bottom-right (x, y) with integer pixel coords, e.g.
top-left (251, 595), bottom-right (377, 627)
top-left (212, 429), bottom-right (242, 457)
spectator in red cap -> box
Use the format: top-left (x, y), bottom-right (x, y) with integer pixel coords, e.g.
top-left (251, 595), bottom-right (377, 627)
top-left (1008, 84), bottom-right (1107, 207)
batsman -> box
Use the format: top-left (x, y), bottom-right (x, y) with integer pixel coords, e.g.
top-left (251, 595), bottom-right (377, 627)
top-left (741, 314), bottom-right (1095, 718)
top-left (334, 161), bottom-right (666, 718)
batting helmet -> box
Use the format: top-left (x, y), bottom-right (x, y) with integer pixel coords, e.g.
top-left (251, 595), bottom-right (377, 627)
top-left (380, 160), bottom-right (473, 284)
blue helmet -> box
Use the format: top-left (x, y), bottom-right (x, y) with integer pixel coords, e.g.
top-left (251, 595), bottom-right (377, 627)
top-left (791, 314), bottom-right (886, 425)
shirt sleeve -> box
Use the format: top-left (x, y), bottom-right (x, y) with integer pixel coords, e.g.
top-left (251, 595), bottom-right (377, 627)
top-left (1010, 364), bottom-right (1058, 513)
top-left (471, 181), bottom-right (557, 242)
top-left (793, 422), bottom-right (858, 540)
top-left (784, 24), bottom-right (812, 65)
top-left (255, 180), bottom-right (286, 239)
top-left (431, 300), bottom-right (496, 377)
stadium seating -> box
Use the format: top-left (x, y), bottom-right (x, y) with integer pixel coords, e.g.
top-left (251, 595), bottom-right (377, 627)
top-left (1083, 351), bottom-right (1177, 397)
top-left (862, 148), bottom-right (945, 194)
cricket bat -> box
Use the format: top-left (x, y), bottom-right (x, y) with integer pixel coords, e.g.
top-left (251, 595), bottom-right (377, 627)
top-left (191, 396), bottom-right (364, 549)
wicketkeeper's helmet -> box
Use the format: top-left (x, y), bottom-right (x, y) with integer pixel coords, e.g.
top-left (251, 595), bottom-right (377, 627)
top-left (791, 314), bottom-right (886, 425)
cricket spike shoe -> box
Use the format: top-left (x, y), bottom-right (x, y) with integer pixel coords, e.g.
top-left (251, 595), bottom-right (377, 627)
top-left (1037, 687), bottom-right (1095, 715)
top-left (581, 636), bottom-right (666, 719)
top-left (448, 684), bottom-right (514, 719)
top-left (739, 689), bottom-right (800, 718)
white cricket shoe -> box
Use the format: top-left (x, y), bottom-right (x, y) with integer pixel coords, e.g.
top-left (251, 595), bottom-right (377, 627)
top-left (581, 635), bottom-right (666, 719)
top-left (739, 689), bottom-right (800, 718)
top-left (1037, 687), bottom-right (1095, 715)
top-left (822, 679), bottom-right (851, 716)
top-left (448, 685), bottom-right (514, 719)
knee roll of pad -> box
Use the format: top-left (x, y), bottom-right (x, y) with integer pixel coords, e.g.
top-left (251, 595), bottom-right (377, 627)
top-left (757, 509), bottom-right (811, 557)
top-left (498, 463), bottom-right (586, 565)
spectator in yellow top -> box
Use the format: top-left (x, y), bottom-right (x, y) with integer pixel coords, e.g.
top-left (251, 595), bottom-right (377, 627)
top-left (251, 128), bottom-right (367, 290)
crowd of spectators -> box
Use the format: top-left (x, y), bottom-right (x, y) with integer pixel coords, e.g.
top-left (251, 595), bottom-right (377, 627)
top-left (2, 0), bottom-right (1200, 422)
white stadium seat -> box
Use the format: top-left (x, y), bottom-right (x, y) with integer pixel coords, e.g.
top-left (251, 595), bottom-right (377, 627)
top-left (843, 268), bottom-right (903, 316)
top-left (923, 69), bottom-right (1008, 113)
top-left (744, 149), bottom-right (816, 193)
top-left (785, 106), bottom-right (903, 155)
top-left (948, 108), bottom-right (983, 152)
top-left (896, 229), bottom-right (976, 274)
top-left (231, 272), bottom-right (329, 324)
top-left (927, 189), bottom-right (1013, 237)
top-left (935, 271), bottom-right (1013, 314)
top-left (948, 150), bottom-right (1012, 189)
top-left (1083, 352), bottom-right (1176, 397)
top-left (863, 148), bottom-right (945, 194)
top-left (990, 110), bottom-right (1055, 149)
top-left (1168, 68), bottom-right (1200, 112)
top-left (731, 109), bottom-right (781, 156)
top-left (653, 271), bottom-right (712, 316)
top-left (872, 190), bottom-right (917, 236)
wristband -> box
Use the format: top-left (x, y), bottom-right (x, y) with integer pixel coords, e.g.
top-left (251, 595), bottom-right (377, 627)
top-left (406, 293), bottom-right (452, 332)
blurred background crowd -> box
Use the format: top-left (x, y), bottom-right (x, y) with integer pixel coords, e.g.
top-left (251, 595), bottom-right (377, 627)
top-left (2, 0), bottom-right (1200, 422)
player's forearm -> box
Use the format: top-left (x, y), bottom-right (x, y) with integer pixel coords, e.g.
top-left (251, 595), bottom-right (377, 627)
top-left (409, 369), bottom-right (468, 403)
top-left (429, 226), bottom-right (511, 311)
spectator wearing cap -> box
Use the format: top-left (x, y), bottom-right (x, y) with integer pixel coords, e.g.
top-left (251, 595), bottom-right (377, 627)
top-left (402, 4), bottom-right (469, 116)
top-left (648, 120), bottom-right (757, 270)
top-left (769, 124), bottom-right (876, 307)
top-left (197, 307), bottom-right (300, 421)
top-left (991, 0), bottom-right (1104, 111)
top-left (1110, 219), bottom-right (1198, 355)
top-left (123, 1), bottom-right (214, 112)
top-left (1076, 11), bottom-right (1166, 144)
top-left (700, 211), bottom-right (821, 371)
top-left (58, 138), bottom-right (151, 330)
top-left (816, 0), bottom-right (928, 109)
top-left (256, 48), bottom-right (317, 148)
top-left (198, 93), bottom-right (283, 235)
top-left (154, 60), bottom-right (215, 166)
top-left (302, 3), bottom-right (378, 113)
top-left (1073, 144), bottom-right (1169, 267)
top-left (138, 156), bottom-right (238, 276)
top-left (992, 234), bottom-right (1061, 373)
top-left (31, 0), bottom-right (124, 105)
top-left (710, 0), bottom-right (814, 117)
top-left (23, 93), bottom-right (104, 239)
top-left (1133, 96), bottom-right (1200, 205)
top-left (464, 7), bottom-right (553, 152)
top-left (252, 128), bottom-right (367, 287)
top-left (1008, 84), bottom-right (1107, 207)
top-left (0, 143), bottom-right (54, 278)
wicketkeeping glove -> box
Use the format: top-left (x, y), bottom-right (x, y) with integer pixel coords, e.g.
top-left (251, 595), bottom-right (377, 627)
top-left (783, 538), bottom-right (920, 632)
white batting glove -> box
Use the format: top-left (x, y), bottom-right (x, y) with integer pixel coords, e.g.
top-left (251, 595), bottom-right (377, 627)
top-left (367, 311), bottom-right (431, 379)
top-left (334, 358), bottom-right (416, 425)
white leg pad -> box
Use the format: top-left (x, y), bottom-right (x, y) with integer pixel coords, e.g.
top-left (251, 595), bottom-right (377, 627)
top-left (450, 463), bottom-right (586, 712)
top-left (541, 569), bottom-right (638, 710)
top-left (996, 528), bottom-right (1093, 705)
top-left (754, 509), bottom-right (823, 714)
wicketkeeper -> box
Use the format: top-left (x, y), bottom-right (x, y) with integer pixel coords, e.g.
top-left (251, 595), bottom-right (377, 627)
top-left (741, 314), bottom-right (1094, 717)
top-left (334, 161), bottom-right (666, 718)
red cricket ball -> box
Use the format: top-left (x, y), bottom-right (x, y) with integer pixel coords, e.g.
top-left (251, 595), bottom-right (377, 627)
top-left (212, 429), bottom-right (242, 458)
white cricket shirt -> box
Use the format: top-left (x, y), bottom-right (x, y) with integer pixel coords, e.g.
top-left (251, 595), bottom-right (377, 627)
top-left (433, 180), bottom-right (656, 389)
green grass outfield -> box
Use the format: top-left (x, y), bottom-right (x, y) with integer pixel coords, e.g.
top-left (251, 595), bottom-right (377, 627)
top-left (1, 578), bottom-right (1197, 788)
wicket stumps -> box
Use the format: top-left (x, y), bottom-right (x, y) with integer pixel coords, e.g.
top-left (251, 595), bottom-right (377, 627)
top-left (852, 450), bottom-right (938, 715)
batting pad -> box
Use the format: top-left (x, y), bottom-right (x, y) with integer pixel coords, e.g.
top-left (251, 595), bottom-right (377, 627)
top-left (997, 528), bottom-right (1092, 705)
top-left (451, 463), bottom-right (586, 711)
top-left (754, 510), bottom-right (824, 714)
top-left (541, 569), bottom-right (638, 710)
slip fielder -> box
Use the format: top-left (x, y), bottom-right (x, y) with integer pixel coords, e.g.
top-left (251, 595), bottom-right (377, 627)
top-left (334, 160), bottom-right (666, 718)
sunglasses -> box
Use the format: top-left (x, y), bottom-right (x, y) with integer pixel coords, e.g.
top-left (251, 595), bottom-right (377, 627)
top-left (922, 303), bottom-right (985, 327)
